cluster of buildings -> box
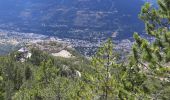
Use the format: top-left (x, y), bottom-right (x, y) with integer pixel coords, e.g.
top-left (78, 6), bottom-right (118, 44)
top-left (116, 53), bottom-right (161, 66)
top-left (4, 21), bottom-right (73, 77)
top-left (0, 29), bottom-right (47, 45)
top-left (0, 29), bottom-right (135, 57)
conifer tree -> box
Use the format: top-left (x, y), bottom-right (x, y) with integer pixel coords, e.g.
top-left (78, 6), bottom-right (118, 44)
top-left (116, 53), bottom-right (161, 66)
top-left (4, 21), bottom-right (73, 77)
top-left (132, 0), bottom-right (170, 99)
top-left (91, 39), bottom-right (121, 99)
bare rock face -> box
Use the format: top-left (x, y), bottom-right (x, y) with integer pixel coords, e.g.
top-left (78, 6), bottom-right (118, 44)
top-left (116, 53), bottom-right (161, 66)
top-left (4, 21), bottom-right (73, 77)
top-left (27, 39), bottom-right (74, 58)
top-left (60, 65), bottom-right (81, 78)
top-left (52, 50), bottom-right (73, 58)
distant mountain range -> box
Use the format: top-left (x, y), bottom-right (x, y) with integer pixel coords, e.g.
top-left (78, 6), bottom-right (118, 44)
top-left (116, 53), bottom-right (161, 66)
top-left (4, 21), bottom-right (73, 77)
top-left (142, 0), bottom-right (157, 5)
top-left (0, 0), bottom-right (146, 40)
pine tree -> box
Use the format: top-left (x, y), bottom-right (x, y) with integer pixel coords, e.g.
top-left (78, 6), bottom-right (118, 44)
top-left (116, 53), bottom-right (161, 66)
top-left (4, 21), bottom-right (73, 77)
top-left (91, 39), bottom-right (121, 99)
top-left (132, 0), bottom-right (170, 99)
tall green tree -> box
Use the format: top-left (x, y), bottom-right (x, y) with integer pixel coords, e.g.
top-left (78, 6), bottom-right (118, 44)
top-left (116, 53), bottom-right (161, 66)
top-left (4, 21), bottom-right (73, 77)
top-left (132, 0), bottom-right (170, 99)
top-left (91, 39), bottom-right (149, 99)
top-left (91, 39), bottom-right (117, 99)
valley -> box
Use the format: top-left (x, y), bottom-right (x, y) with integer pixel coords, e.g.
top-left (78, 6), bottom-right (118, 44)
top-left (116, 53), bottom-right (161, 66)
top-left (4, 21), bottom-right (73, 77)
top-left (0, 0), bottom-right (145, 40)
top-left (0, 29), bottom-right (133, 56)
top-left (0, 0), bottom-right (146, 56)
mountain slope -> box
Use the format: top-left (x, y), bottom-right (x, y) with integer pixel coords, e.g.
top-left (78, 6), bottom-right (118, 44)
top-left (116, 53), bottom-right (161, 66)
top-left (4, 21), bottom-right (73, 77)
top-left (0, 0), bottom-right (144, 40)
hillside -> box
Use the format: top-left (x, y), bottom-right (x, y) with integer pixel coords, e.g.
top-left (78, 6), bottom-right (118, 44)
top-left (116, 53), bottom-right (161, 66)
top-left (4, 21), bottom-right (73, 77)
top-left (0, 38), bottom-right (169, 99)
top-left (0, 0), bottom-right (144, 40)
top-left (0, 45), bottom-right (93, 99)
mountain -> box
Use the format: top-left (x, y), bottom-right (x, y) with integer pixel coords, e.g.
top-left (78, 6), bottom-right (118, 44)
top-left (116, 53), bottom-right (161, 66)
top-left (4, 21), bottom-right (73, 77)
top-left (0, 0), bottom-right (145, 40)
top-left (142, 0), bottom-right (157, 5)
